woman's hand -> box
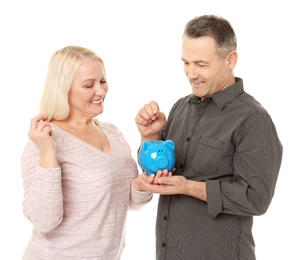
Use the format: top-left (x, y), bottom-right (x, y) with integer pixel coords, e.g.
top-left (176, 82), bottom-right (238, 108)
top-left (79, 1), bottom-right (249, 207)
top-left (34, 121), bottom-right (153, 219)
top-left (28, 113), bottom-right (58, 168)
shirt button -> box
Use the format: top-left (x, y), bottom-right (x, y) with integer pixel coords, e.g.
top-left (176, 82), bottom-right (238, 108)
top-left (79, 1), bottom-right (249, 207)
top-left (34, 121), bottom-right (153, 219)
top-left (180, 163), bottom-right (184, 168)
top-left (164, 215), bottom-right (167, 220)
top-left (186, 137), bottom-right (190, 141)
top-left (162, 242), bottom-right (166, 247)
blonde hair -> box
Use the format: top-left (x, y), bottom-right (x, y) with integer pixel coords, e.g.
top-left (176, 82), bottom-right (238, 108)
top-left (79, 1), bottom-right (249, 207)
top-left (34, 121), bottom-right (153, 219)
top-left (39, 46), bottom-right (104, 120)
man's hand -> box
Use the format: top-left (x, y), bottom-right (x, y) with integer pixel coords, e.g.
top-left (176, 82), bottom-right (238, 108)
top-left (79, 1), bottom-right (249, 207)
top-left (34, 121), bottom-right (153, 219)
top-left (135, 101), bottom-right (167, 141)
top-left (133, 169), bottom-right (207, 201)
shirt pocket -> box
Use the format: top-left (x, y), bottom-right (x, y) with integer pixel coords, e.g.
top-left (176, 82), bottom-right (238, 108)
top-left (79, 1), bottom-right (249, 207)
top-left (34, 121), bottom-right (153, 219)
top-left (191, 136), bottom-right (225, 176)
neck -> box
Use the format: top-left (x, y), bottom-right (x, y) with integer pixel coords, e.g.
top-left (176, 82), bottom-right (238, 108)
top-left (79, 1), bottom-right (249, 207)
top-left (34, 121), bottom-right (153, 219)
top-left (53, 118), bottom-right (97, 134)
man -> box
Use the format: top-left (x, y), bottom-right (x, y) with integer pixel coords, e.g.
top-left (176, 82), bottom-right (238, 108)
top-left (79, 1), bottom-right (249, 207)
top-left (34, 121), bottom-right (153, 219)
top-left (135, 15), bottom-right (283, 260)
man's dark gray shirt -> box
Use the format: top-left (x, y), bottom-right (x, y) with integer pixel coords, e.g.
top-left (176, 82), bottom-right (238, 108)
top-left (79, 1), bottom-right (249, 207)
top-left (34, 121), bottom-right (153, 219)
top-left (157, 78), bottom-right (283, 260)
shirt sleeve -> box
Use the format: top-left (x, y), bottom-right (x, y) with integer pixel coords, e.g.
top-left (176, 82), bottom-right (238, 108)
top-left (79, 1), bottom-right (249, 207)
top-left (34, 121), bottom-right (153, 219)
top-left (21, 141), bottom-right (64, 232)
top-left (207, 113), bottom-right (283, 218)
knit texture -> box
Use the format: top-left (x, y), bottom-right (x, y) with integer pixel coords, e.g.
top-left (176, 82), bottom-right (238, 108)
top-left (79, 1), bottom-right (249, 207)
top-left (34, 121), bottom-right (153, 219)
top-left (21, 119), bottom-right (152, 259)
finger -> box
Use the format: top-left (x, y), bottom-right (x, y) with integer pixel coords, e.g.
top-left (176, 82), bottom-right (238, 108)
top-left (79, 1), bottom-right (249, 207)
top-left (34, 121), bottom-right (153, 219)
top-left (41, 125), bottom-right (53, 136)
top-left (139, 171), bottom-right (148, 177)
top-left (139, 172), bottom-right (154, 182)
top-left (162, 169), bottom-right (169, 177)
top-left (148, 174), bottom-right (155, 183)
top-left (158, 176), bottom-right (175, 185)
top-left (30, 113), bottom-right (49, 129)
top-left (153, 170), bottom-right (163, 184)
top-left (137, 107), bottom-right (154, 125)
top-left (142, 102), bottom-right (159, 121)
top-left (37, 120), bottom-right (51, 133)
top-left (138, 178), bottom-right (164, 193)
top-left (149, 101), bottom-right (160, 117)
top-left (143, 103), bottom-right (158, 121)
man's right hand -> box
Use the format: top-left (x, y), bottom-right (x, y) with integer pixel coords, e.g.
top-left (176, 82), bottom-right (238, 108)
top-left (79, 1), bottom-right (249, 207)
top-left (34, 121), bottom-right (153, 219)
top-left (135, 101), bottom-right (166, 142)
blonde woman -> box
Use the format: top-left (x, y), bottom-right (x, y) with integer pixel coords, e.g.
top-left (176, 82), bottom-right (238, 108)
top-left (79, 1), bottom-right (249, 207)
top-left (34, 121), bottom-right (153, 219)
top-left (21, 46), bottom-right (152, 259)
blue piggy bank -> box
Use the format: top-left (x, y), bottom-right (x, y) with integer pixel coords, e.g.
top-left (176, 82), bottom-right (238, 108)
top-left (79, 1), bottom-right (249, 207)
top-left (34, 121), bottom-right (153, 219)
top-left (138, 140), bottom-right (176, 176)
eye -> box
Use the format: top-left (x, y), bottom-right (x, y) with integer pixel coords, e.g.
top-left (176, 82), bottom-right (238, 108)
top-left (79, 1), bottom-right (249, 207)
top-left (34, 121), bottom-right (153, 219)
top-left (85, 84), bottom-right (94, 88)
top-left (100, 79), bottom-right (107, 85)
top-left (198, 63), bottom-right (208, 69)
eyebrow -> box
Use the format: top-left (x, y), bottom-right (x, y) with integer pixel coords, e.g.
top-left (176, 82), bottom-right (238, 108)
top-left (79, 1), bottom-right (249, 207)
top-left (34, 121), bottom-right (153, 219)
top-left (82, 76), bottom-right (106, 83)
top-left (82, 78), bottom-right (95, 83)
top-left (181, 58), bottom-right (208, 64)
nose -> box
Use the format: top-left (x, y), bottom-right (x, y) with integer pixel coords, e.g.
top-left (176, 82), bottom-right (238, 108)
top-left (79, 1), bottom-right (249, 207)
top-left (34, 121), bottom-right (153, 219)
top-left (95, 83), bottom-right (108, 96)
top-left (185, 65), bottom-right (198, 79)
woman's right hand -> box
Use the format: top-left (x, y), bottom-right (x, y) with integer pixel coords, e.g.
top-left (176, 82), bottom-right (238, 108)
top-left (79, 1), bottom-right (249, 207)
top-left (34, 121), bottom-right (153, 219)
top-left (28, 113), bottom-right (58, 168)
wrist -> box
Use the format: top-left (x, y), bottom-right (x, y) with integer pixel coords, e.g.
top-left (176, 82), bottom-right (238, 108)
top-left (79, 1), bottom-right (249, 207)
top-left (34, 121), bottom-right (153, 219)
top-left (39, 152), bottom-right (58, 168)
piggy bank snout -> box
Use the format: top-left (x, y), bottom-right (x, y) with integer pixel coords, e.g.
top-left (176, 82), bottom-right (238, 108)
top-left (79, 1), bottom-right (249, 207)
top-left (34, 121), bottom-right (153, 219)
top-left (154, 155), bottom-right (169, 169)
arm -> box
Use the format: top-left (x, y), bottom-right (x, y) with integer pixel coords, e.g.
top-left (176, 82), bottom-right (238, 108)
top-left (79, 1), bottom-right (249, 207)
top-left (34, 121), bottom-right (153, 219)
top-left (128, 182), bottom-right (153, 211)
top-left (133, 170), bottom-right (207, 201)
top-left (21, 114), bottom-right (63, 232)
top-left (134, 114), bottom-right (282, 218)
top-left (22, 142), bottom-right (64, 233)
top-left (207, 114), bottom-right (283, 218)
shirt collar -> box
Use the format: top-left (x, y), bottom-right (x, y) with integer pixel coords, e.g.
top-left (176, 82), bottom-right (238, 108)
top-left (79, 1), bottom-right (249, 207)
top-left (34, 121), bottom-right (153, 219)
top-left (188, 77), bottom-right (244, 108)
top-left (212, 77), bottom-right (244, 110)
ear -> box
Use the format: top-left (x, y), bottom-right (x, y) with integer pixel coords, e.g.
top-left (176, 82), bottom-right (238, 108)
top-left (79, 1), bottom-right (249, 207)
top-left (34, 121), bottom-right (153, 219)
top-left (227, 50), bottom-right (238, 69)
top-left (142, 141), bottom-right (151, 150)
top-left (165, 140), bottom-right (175, 150)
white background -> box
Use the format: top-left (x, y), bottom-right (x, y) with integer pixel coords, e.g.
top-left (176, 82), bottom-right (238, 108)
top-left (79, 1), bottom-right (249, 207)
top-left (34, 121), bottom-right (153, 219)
top-left (0, 0), bottom-right (307, 259)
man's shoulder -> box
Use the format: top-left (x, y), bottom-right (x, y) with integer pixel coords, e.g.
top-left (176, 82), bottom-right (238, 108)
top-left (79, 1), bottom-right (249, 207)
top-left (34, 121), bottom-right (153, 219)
top-left (237, 92), bottom-right (269, 115)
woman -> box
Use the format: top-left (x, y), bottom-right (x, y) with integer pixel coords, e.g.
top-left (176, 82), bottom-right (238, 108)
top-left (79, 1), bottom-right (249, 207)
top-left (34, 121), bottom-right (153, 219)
top-left (21, 46), bottom-right (152, 259)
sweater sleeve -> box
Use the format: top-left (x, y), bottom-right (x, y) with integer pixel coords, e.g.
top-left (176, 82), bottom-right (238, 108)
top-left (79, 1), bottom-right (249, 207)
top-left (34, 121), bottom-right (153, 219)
top-left (128, 183), bottom-right (153, 211)
top-left (21, 140), bottom-right (64, 233)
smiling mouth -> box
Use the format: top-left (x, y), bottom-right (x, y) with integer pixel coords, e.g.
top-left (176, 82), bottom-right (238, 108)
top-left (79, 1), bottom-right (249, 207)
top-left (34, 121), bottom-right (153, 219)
top-left (91, 99), bottom-right (103, 104)
top-left (193, 80), bottom-right (205, 85)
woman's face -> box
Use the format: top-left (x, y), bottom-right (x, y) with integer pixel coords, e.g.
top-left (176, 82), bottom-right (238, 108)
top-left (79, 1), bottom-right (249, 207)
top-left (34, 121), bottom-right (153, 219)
top-left (68, 60), bottom-right (108, 120)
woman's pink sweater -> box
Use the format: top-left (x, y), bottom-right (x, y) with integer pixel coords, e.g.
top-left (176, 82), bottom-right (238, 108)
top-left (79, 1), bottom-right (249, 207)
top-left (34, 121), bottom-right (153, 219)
top-left (21, 120), bottom-right (152, 259)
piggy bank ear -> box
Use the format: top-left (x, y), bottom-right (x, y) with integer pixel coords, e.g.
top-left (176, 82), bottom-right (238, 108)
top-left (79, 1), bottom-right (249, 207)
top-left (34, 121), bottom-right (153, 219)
top-left (165, 140), bottom-right (175, 150)
top-left (142, 141), bottom-right (151, 150)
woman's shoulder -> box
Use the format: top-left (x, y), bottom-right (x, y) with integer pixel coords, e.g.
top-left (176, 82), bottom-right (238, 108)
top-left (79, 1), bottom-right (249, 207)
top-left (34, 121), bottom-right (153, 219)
top-left (50, 123), bottom-right (67, 140)
top-left (94, 119), bottom-right (122, 135)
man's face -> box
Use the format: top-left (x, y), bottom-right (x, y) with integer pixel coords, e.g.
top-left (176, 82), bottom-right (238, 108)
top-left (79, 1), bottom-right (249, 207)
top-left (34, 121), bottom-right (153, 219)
top-left (181, 35), bottom-right (235, 100)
